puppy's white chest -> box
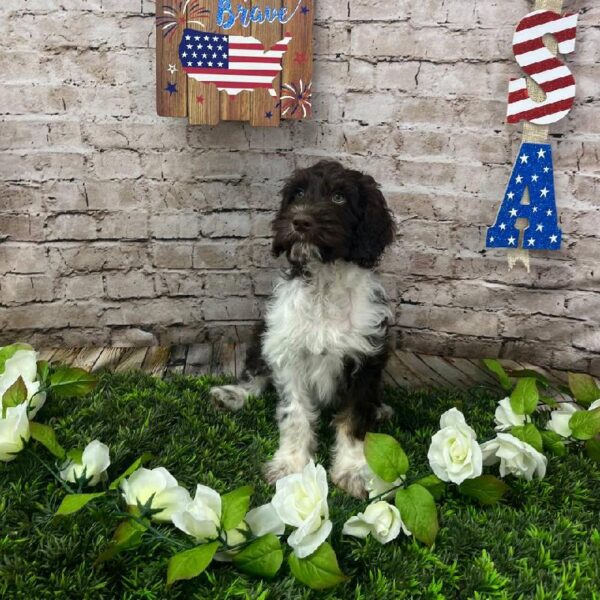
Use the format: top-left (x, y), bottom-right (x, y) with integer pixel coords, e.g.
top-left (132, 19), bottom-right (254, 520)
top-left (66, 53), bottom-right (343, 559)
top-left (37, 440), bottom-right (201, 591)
top-left (262, 262), bottom-right (390, 365)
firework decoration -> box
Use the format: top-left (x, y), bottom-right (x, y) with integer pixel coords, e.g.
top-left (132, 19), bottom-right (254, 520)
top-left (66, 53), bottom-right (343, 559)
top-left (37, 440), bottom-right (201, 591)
top-left (156, 0), bottom-right (315, 126)
top-left (280, 80), bottom-right (312, 118)
top-left (156, 0), bottom-right (210, 40)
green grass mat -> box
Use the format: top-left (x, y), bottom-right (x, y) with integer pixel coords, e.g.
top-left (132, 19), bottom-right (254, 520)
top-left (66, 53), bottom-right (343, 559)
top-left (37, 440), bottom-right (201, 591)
top-left (2, 372), bottom-right (599, 599)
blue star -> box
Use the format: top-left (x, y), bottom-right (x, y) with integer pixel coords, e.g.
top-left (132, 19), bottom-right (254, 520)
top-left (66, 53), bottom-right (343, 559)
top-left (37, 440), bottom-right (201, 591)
top-left (165, 82), bottom-right (177, 95)
top-left (300, 5), bottom-right (310, 14)
top-left (265, 111), bottom-right (273, 119)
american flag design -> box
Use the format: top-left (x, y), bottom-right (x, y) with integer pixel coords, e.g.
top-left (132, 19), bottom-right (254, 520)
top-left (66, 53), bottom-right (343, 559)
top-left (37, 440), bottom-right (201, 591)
top-left (486, 142), bottom-right (561, 250)
top-left (178, 28), bottom-right (292, 97)
top-left (507, 10), bottom-right (578, 125)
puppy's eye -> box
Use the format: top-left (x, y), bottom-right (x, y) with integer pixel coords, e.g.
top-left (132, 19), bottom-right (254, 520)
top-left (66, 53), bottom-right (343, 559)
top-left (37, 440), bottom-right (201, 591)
top-left (332, 192), bottom-right (346, 205)
top-left (294, 189), bottom-right (305, 200)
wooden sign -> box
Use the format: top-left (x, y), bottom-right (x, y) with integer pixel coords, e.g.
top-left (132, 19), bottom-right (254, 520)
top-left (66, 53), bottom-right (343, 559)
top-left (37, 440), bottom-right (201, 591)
top-left (156, 0), bottom-right (314, 126)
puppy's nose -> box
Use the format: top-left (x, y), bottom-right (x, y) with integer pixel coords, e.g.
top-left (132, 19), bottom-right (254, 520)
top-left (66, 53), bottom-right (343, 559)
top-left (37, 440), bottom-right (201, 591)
top-left (292, 215), bottom-right (314, 233)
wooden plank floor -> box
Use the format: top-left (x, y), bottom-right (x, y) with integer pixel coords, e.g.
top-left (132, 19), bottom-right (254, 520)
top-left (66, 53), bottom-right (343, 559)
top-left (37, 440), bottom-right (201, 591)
top-left (37, 345), bottom-right (584, 394)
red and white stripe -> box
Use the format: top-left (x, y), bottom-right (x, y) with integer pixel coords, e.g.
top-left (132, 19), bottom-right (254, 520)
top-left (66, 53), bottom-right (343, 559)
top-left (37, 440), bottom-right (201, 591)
top-left (184, 34), bottom-right (292, 97)
top-left (507, 10), bottom-right (578, 125)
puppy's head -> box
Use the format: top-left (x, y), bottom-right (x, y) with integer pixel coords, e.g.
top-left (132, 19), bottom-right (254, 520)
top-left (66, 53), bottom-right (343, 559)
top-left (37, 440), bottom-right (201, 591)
top-left (272, 161), bottom-right (395, 268)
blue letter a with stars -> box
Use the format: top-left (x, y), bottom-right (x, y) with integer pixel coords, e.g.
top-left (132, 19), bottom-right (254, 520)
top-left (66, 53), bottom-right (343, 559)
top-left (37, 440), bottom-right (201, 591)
top-left (486, 142), bottom-right (561, 250)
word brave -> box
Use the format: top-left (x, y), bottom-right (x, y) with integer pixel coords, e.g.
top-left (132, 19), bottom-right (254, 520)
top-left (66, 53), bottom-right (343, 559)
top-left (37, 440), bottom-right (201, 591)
top-left (487, 142), bottom-right (561, 250)
top-left (217, 0), bottom-right (301, 30)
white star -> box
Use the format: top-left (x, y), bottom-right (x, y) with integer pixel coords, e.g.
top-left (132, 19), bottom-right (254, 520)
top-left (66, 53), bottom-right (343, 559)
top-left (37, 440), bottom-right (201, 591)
top-left (167, 64), bottom-right (177, 74)
top-left (509, 208), bottom-right (518, 217)
top-left (208, 61), bottom-right (213, 66)
top-left (181, 52), bottom-right (187, 58)
top-left (194, 36), bottom-right (200, 40)
top-left (197, 61), bottom-right (202, 66)
top-left (197, 44), bottom-right (203, 49)
top-left (187, 61), bottom-right (192, 66)
top-left (516, 175), bottom-right (523, 184)
top-left (207, 44), bottom-right (213, 50)
top-left (192, 52), bottom-right (197, 58)
top-left (217, 45), bottom-right (223, 50)
top-left (507, 191), bottom-right (515, 200)
top-left (185, 35), bottom-right (191, 40)
top-left (217, 61), bottom-right (223, 67)
top-left (536, 224), bottom-right (544, 232)
top-left (543, 166), bottom-right (550, 173)
top-left (204, 35), bottom-right (209, 40)
top-left (212, 35), bottom-right (219, 41)
top-left (223, 53), bottom-right (228, 58)
top-left (508, 236), bottom-right (516, 245)
top-left (489, 236), bottom-right (495, 243)
top-left (537, 148), bottom-right (546, 159)
top-left (547, 209), bottom-right (553, 216)
top-left (550, 234), bottom-right (558, 243)
top-left (202, 53), bottom-right (207, 58)
top-left (520, 154), bottom-right (529, 164)
top-left (500, 222), bottom-right (506, 230)
top-left (212, 52), bottom-right (217, 58)
top-left (528, 237), bottom-right (536, 247)
top-left (186, 44), bottom-right (193, 49)
top-left (532, 206), bottom-right (538, 213)
top-left (531, 174), bottom-right (539, 182)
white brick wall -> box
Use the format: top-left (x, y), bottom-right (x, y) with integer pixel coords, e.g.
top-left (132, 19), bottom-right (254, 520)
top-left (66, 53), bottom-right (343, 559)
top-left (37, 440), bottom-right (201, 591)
top-left (0, 0), bottom-right (599, 372)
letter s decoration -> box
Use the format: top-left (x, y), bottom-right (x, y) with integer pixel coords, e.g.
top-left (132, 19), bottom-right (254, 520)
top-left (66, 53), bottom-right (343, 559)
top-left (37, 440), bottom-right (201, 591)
top-left (507, 10), bottom-right (578, 125)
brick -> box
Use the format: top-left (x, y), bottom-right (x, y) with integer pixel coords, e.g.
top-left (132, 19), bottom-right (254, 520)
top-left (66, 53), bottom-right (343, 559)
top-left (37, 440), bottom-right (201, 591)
top-left (106, 272), bottom-right (155, 299)
top-left (64, 273), bottom-right (104, 300)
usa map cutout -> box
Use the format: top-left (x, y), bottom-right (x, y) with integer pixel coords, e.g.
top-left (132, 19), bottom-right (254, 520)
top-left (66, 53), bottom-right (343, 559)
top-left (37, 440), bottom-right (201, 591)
top-left (156, 0), bottom-right (314, 126)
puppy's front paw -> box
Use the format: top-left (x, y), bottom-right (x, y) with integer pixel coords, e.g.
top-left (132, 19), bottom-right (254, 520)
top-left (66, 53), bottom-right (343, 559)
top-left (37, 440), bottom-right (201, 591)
top-left (330, 469), bottom-right (368, 499)
top-left (209, 385), bottom-right (247, 411)
top-left (263, 454), bottom-right (309, 485)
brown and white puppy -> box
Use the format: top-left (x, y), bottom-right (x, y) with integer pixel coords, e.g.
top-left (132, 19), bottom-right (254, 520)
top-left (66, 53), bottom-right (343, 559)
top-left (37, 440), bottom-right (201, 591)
top-left (210, 160), bottom-right (396, 497)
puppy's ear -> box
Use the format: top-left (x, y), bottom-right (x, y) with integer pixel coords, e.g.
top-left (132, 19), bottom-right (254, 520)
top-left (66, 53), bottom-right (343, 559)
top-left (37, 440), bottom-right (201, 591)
top-left (271, 176), bottom-right (296, 257)
top-left (349, 174), bottom-right (395, 268)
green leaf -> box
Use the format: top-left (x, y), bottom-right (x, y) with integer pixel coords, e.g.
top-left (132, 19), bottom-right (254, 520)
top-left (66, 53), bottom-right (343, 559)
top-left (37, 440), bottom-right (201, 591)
top-left (288, 542), bottom-right (348, 590)
top-left (540, 430), bottom-right (567, 457)
top-left (585, 439), bottom-right (600, 463)
top-left (395, 484), bottom-right (438, 547)
top-left (459, 475), bottom-right (509, 505)
top-left (539, 395), bottom-right (559, 409)
top-left (568, 373), bottom-right (600, 407)
top-left (510, 378), bottom-right (539, 415)
top-left (507, 369), bottom-right (550, 388)
top-left (167, 542), bottom-right (219, 587)
top-left (55, 492), bottom-right (105, 516)
top-left (569, 408), bottom-right (600, 441)
top-left (413, 474), bottom-right (446, 501)
top-left (95, 517), bottom-right (149, 564)
top-left (29, 422), bottom-right (65, 459)
top-left (66, 448), bottom-right (84, 464)
top-left (49, 366), bottom-right (98, 399)
top-left (233, 534), bottom-right (283, 578)
top-left (482, 359), bottom-right (512, 391)
top-left (109, 452), bottom-right (154, 490)
top-left (37, 360), bottom-right (50, 385)
top-left (510, 423), bottom-right (543, 453)
top-left (2, 376), bottom-right (27, 409)
top-left (0, 343), bottom-right (34, 375)
top-left (221, 485), bottom-right (253, 531)
top-left (364, 432), bottom-right (409, 483)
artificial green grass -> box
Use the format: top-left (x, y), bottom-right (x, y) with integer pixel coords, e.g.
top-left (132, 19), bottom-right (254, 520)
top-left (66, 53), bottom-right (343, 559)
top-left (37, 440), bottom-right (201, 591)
top-left (1, 372), bottom-right (599, 599)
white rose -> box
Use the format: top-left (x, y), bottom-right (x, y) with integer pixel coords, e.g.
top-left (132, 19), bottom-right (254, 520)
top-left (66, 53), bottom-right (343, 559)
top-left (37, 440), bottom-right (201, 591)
top-left (245, 502), bottom-right (285, 537)
top-left (0, 349), bottom-right (46, 419)
top-left (546, 402), bottom-right (579, 438)
top-left (0, 403), bottom-right (30, 462)
top-left (214, 522), bottom-right (250, 562)
top-left (481, 433), bottom-right (547, 480)
top-left (361, 464), bottom-right (404, 500)
top-left (588, 399), bottom-right (600, 411)
top-left (427, 408), bottom-right (483, 484)
top-left (59, 440), bottom-right (111, 486)
top-left (121, 467), bottom-right (191, 522)
top-left (342, 500), bottom-right (409, 544)
top-left (271, 461), bottom-right (332, 558)
top-left (494, 397), bottom-right (530, 431)
top-left (172, 484), bottom-right (222, 542)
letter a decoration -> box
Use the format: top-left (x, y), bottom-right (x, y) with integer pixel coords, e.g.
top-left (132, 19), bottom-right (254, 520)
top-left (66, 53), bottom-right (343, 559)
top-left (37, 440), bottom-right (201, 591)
top-left (156, 0), bottom-right (314, 126)
top-left (486, 1), bottom-right (579, 260)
